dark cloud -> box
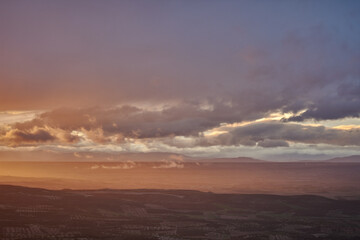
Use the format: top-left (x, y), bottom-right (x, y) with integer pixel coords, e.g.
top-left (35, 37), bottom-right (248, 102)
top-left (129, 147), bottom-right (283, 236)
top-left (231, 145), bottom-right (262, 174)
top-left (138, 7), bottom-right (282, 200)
top-left (284, 79), bottom-right (360, 122)
top-left (0, 1), bottom-right (359, 124)
top-left (257, 139), bottom-right (289, 148)
top-left (12, 129), bottom-right (55, 143)
top-left (0, 128), bottom-right (56, 146)
top-left (2, 105), bottom-right (360, 148)
top-left (155, 120), bottom-right (360, 149)
top-left (9, 101), bottom-right (259, 143)
top-left (1, 105), bottom-right (360, 149)
top-left (207, 122), bottom-right (360, 147)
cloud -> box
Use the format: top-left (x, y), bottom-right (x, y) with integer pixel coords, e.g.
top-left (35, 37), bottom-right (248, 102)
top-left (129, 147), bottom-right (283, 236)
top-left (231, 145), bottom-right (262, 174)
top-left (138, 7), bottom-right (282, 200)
top-left (1, 2), bottom-right (360, 123)
top-left (1, 15), bottom-right (360, 153)
top-left (257, 139), bottom-right (289, 148)
top-left (199, 121), bottom-right (360, 147)
top-left (90, 161), bottom-right (136, 170)
top-left (1, 103), bottom-right (360, 150)
top-left (0, 102), bottom-right (254, 146)
top-left (74, 152), bottom-right (93, 159)
top-left (283, 78), bottom-right (360, 122)
top-left (0, 123), bottom-right (80, 147)
top-left (0, 127), bottom-right (56, 146)
top-left (12, 129), bottom-right (54, 142)
top-left (152, 160), bottom-right (184, 169)
top-left (0, 1), bottom-right (360, 161)
top-left (168, 154), bottom-right (184, 162)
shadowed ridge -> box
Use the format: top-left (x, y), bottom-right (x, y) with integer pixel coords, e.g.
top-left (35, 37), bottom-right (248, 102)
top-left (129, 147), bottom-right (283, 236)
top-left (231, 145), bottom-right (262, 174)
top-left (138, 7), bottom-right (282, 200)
top-left (326, 155), bottom-right (360, 162)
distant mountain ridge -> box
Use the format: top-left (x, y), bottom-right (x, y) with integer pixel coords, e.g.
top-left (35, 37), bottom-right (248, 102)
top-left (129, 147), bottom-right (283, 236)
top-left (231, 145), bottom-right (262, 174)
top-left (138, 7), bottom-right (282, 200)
top-left (325, 155), bottom-right (360, 163)
top-left (197, 156), bottom-right (265, 162)
top-left (0, 150), bottom-right (359, 162)
top-left (0, 150), bottom-right (266, 162)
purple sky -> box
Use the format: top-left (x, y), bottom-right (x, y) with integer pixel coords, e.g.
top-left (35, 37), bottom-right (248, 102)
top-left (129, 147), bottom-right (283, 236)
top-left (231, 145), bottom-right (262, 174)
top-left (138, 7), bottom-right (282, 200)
top-left (0, 0), bottom-right (359, 160)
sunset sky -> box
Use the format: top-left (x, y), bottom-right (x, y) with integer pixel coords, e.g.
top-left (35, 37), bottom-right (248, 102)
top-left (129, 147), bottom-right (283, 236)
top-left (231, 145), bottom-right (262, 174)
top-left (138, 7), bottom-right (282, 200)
top-left (0, 0), bottom-right (360, 161)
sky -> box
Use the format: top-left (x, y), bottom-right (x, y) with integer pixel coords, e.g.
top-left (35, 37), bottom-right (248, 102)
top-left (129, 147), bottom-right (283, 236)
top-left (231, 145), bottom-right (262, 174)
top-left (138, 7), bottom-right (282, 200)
top-left (0, 0), bottom-right (360, 161)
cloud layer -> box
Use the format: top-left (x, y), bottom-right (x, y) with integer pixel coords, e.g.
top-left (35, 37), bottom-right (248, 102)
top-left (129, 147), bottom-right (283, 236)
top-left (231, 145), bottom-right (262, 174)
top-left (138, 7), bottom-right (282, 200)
top-left (1, 106), bottom-right (360, 151)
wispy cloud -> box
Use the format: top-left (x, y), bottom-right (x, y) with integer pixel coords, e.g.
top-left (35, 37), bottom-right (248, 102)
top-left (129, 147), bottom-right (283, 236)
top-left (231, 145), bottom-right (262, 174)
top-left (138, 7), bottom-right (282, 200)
top-left (152, 160), bottom-right (184, 169)
top-left (90, 161), bottom-right (136, 170)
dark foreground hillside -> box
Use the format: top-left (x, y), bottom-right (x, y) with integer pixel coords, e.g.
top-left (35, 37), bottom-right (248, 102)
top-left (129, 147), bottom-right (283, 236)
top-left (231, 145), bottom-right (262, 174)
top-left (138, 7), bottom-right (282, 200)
top-left (0, 185), bottom-right (359, 240)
